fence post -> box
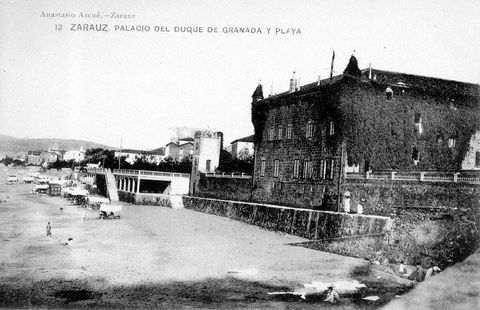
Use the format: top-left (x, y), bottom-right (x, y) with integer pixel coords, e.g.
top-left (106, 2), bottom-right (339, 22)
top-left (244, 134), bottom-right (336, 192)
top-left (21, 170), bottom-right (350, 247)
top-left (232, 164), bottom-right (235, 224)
top-left (453, 172), bottom-right (459, 183)
top-left (420, 172), bottom-right (425, 182)
top-left (391, 171), bottom-right (396, 180)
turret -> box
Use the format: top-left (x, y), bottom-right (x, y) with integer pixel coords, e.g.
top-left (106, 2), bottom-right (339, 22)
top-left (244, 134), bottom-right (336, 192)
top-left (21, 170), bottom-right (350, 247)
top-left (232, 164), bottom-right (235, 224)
top-left (252, 84), bottom-right (264, 103)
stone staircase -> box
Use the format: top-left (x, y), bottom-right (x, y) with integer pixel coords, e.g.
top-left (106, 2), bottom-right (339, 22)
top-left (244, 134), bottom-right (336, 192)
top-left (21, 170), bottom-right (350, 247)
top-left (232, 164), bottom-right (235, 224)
top-left (104, 169), bottom-right (119, 202)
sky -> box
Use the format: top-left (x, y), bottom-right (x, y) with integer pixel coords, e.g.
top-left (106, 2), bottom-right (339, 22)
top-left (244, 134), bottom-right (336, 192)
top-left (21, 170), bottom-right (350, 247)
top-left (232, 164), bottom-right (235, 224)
top-left (1, 0), bottom-right (479, 150)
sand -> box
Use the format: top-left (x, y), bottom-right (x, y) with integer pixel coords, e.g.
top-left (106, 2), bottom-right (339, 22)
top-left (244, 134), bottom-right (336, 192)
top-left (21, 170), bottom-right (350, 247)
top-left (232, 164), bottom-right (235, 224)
top-left (0, 167), bottom-right (409, 309)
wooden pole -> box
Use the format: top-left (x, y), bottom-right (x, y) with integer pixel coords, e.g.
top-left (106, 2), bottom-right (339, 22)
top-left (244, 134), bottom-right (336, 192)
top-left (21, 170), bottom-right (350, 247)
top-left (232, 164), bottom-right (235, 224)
top-left (330, 50), bottom-right (335, 82)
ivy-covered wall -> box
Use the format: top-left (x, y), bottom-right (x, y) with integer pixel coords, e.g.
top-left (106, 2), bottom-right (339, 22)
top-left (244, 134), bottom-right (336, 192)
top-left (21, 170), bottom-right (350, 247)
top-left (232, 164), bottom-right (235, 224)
top-left (251, 84), bottom-right (344, 209)
top-left (338, 77), bottom-right (480, 171)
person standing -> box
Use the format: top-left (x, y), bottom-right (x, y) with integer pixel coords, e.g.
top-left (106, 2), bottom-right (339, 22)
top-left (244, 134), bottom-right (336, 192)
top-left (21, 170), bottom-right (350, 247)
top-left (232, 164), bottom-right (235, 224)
top-left (46, 222), bottom-right (52, 236)
top-left (343, 191), bottom-right (351, 213)
top-left (81, 212), bottom-right (86, 222)
top-left (325, 284), bottom-right (340, 303)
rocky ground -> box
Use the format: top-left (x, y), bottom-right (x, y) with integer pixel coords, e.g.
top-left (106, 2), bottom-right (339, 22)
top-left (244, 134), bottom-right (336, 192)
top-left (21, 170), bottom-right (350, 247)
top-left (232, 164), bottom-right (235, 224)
top-left (0, 167), bottom-right (437, 309)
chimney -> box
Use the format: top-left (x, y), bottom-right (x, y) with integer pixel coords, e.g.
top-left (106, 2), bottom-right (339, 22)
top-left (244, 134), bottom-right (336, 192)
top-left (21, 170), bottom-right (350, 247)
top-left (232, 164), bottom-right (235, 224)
top-left (289, 70), bottom-right (297, 93)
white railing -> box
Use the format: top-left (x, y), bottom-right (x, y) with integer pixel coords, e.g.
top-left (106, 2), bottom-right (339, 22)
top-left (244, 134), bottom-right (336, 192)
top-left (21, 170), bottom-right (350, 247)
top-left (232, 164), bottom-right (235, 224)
top-left (86, 167), bottom-right (107, 174)
top-left (347, 171), bottom-right (480, 184)
top-left (113, 169), bottom-right (190, 178)
top-left (204, 172), bottom-right (253, 179)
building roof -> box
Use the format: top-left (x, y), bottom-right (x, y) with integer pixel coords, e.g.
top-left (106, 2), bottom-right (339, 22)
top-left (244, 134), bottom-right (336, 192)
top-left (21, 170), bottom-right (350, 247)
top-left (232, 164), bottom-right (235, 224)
top-left (179, 137), bottom-right (194, 142)
top-left (179, 142), bottom-right (193, 147)
top-left (165, 142), bottom-right (179, 148)
top-left (252, 84), bottom-right (264, 98)
top-left (231, 134), bottom-right (255, 144)
top-left (364, 69), bottom-right (480, 97)
top-left (264, 63), bottom-right (479, 100)
top-left (118, 148), bottom-right (165, 156)
top-left (150, 147), bottom-right (165, 155)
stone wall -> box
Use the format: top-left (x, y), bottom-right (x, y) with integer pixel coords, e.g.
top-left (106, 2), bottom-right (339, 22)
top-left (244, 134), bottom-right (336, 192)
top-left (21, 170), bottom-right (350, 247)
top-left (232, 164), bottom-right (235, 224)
top-left (194, 175), bottom-right (252, 201)
top-left (183, 196), bottom-right (390, 256)
top-left (194, 173), bottom-right (340, 210)
top-left (344, 179), bottom-right (480, 267)
top-left (118, 191), bottom-right (171, 207)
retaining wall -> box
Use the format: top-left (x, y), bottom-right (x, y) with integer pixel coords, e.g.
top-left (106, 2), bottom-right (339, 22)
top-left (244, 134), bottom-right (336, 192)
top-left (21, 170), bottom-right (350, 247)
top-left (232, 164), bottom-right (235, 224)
top-left (183, 196), bottom-right (390, 255)
top-left (194, 175), bottom-right (252, 201)
top-left (344, 179), bottom-right (480, 266)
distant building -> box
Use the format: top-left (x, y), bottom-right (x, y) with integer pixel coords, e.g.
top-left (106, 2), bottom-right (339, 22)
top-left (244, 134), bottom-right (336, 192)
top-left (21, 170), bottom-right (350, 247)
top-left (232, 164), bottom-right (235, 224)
top-left (27, 151), bottom-right (42, 165)
top-left (230, 135), bottom-right (255, 159)
top-left (40, 150), bottom-right (61, 163)
top-left (63, 146), bottom-right (85, 162)
top-left (114, 148), bottom-right (165, 165)
top-left (165, 137), bottom-right (195, 161)
top-left (250, 56), bottom-right (480, 208)
top-left (190, 130), bottom-right (223, 194)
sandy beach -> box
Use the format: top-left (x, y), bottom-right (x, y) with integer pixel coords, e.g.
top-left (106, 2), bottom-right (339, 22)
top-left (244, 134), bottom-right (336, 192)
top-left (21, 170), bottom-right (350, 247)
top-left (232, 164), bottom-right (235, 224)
top-left (0, 167), bottom-right (410, 309)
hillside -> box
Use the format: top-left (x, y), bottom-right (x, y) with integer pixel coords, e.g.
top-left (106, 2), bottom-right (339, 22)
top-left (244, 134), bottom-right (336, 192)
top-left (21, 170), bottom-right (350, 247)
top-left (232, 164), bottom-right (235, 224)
top-left (0, 134), bottom-right (115, 156)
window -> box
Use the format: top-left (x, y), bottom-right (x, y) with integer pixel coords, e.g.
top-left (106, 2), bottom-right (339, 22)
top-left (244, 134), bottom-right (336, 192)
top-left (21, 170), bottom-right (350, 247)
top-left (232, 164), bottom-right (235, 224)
top-left (306, 121), bottom-right (314, 138)
top-left (303, 160), bottom-right (313, 179)
top-left (324, 158), bottom-right (335, 180)
top-left (277, 126), bottom-right (283, 140)
top-left (476, 152), bottom-right (480, 167)
top-left (286, 124), bottom-right (293, 139)
top-left (319, 159), bottom-right (325, 179)
top-left (328, 121), bottom-right (335, 135)
top-left (448, 138), bottom-right (456, 148)
top-left (293, 159), bottom-right (300, 178)
top-left (329, 159), bottom-right (335, 180)
top-left (414, 113), bottom-right (423, 134)
top-left (268, 128), bottom-right (275, 141)
top-left (274, 159), bottom-right (280, 177)
top-left (412, 147), bottom-right (419, 165)
top-left (325, 158), bottom-right (335, 180)
top-left (260, 159), bottom-right (266, 177)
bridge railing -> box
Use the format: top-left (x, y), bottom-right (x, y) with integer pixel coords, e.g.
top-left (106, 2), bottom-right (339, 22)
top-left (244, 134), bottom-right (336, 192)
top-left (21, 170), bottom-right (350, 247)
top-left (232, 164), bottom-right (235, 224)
top-left (113, 169), bottom-right (190, 178)
top-left (204, 172), bottom-right (252, 179)
top-left (347, 170), bottom-right (480, 184)
top-left (86, 167), bottom-right (107, 174)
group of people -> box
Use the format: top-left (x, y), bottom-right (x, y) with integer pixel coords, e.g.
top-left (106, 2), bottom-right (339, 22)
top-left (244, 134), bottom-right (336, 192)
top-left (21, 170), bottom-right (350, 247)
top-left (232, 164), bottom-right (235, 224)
top-left (399, 260), bottom-right (442, 282)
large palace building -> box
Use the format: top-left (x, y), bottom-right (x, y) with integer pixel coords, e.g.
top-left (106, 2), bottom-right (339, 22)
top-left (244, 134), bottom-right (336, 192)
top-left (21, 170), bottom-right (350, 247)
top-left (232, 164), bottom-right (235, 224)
top-left (250, 56), bottom-right (480, 209)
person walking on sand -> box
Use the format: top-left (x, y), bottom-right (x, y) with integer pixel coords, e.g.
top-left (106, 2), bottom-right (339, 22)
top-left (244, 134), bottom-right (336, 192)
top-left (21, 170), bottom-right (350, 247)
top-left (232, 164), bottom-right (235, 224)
top-left (46, 222), bottom-right (52, 236)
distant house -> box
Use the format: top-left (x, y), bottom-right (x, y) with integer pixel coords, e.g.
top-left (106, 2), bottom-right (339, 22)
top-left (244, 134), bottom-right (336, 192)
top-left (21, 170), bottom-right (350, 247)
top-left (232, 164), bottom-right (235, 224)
top-left (27, 151), bottom-right (42, 165)
top-left (230, 135), bottom-right (255, 159)
top-left (165, 138), bottom-right (194, 161)
top-left (114, 148), bottom-right (165, 165)
top-left (63, 146), bottom-right (85, 163)
top-left (40, 150), bottom-right (62, 163)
